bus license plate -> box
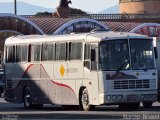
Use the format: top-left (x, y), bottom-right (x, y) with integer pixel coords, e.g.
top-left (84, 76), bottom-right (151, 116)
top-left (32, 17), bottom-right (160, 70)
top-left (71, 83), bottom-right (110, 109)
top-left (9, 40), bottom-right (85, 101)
top-left (127, 95), bottom-right (137, 102)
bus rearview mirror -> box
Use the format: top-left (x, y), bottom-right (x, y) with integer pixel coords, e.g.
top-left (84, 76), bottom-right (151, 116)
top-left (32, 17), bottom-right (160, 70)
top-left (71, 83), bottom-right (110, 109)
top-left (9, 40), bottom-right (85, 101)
top-left (91, 49), bottom-right (95, 61)
top-left (154, 47), bottom-right (158, 59)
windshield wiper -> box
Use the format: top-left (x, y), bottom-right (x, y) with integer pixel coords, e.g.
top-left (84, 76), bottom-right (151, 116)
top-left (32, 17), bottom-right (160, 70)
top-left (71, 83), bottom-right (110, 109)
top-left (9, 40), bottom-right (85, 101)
top-left (116, 54), bottom-right (129, 73)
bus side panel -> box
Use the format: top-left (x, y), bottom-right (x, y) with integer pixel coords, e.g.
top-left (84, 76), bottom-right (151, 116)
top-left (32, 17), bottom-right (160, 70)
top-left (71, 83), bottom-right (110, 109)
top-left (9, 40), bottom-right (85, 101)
top-left (83, 68), bottom-right (93, 105)
top-left (5, 63), bottom-right (16, 102)
top-left (47, 62), bottom-right (63, 104)
top-left (21, 63), bottom-right (48, 104)
top-left (40, 63), bottom-right (51, 104)
top-left (90, 71), bottom-right (101, 105)
top-left (156, 38), bottom-right (160, 101)
top-left (13, 63), bottom-right (28, 103)
top-left (40, 63), bottom-right (63, 104)
top-left (62, 62), bottom-right (83, 105)
top-left (5, 63), bottom-right (44, 104)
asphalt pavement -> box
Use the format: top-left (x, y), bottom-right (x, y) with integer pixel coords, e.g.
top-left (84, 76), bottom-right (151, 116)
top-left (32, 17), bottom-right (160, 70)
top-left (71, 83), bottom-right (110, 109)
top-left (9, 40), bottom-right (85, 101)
top-left (1, 98), bottom-right (160, 120)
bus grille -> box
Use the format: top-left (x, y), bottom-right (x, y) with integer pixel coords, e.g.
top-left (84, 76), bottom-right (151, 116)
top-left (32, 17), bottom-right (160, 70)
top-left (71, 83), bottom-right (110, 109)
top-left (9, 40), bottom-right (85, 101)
top-left (114, 79), bottom-right (150, 90)
top-left (6, 80), bottom-right (13, 98)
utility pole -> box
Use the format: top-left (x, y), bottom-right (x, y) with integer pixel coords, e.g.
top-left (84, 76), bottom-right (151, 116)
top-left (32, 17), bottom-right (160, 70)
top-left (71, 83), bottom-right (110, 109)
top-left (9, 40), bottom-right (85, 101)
top-left (14, 0), bottom-right (17, 15)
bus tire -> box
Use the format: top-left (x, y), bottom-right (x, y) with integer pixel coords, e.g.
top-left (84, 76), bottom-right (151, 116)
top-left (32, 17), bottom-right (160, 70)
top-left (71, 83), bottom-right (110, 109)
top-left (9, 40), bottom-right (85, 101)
top-left (0, 87), bottom-right (3, 97)
top-left (23, 87), bottom-right (32, 109)
top-left (80, 88), bottom-right (94, 111)
top-left (143, 102), bottom-right (153, 108)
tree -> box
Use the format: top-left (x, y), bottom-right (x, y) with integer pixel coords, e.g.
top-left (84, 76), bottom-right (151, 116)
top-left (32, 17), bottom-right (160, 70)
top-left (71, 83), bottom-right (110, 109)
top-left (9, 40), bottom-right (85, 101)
top-left (70, 8), bottom-right (87, 15)
top-left (35, 12), bottom-right (52, 16)
top-left (35, 8), bottom-right (87, 16)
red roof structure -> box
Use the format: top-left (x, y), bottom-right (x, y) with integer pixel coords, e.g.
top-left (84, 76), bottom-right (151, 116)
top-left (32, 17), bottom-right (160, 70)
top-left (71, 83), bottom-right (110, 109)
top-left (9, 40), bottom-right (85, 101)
top-left (28, 17), bottom-right (72, 34)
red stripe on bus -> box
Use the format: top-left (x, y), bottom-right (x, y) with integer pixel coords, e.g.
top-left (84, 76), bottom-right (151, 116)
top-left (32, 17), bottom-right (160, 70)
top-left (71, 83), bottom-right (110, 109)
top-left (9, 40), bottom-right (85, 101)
top-left (22, 64), bottom-right (33, 78)
top-left (22, 64), bottom-right (75, 93)
top-left (51, 80), bottom-right (75, 93)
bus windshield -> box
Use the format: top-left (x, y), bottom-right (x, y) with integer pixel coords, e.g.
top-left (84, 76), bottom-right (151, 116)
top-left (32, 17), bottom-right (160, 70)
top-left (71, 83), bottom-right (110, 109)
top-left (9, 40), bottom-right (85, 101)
top-left (99, 40), bottom-right (130, 71)
top-left (130, 39), bottom-right (155, 70)
top-left (99, 39), bottom-right (155, 71)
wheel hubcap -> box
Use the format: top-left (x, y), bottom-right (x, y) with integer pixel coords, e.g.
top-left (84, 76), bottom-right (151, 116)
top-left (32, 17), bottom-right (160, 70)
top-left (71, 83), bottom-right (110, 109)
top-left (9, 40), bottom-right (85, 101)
top-left (25, 91), bottom-right (31, 107)
top-left (83, 93), bottom-right (89, 106)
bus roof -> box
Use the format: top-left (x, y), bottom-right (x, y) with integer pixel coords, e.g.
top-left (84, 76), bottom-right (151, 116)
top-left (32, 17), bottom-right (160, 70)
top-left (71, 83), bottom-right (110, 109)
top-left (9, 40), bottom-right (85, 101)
top-left (5, 31), bottom-right (150, 45)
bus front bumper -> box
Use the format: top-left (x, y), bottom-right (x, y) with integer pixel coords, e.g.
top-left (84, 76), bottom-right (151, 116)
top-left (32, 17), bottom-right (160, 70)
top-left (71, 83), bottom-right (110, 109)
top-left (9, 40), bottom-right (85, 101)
top-left (99, 90), bottom-right (157, 104)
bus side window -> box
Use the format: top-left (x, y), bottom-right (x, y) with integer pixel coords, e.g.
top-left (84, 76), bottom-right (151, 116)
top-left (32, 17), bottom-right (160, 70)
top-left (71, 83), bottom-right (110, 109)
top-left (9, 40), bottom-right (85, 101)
top-left (42, 43), bottom-right (54, 61)
top-left (55, 43), bottom-right (66, 61)
top-left (91, 43), bottom-right (98, 71)
top-left (16, 45), bottom-right (27, 62)
top-left (84, 43), bottom-right (91, 69)
top-left (6, 46), bottom-right (15, 63)
top-left (28, 45), bottom-right (31, 62)
top-left (31, 44), bottom-right (41, 62)
top-left (69, 42), bottom-right (82, 60)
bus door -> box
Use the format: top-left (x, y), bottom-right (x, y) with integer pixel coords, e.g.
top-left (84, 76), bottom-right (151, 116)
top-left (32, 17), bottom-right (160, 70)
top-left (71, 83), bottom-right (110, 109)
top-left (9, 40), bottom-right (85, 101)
top-left (84, 43), bottom-right (99, 105)
top-left (90, 43), bottom-right (99, 105)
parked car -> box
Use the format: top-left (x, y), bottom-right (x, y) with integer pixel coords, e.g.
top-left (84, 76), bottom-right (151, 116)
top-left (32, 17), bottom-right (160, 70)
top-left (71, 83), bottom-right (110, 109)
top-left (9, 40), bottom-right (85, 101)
top-left (0, 69), bottom-right (4, 97)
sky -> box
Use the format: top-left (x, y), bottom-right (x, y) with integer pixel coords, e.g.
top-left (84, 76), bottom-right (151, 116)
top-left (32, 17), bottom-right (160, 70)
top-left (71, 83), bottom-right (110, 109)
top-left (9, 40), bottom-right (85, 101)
top-left (0, 0), bottom-right (119, 13)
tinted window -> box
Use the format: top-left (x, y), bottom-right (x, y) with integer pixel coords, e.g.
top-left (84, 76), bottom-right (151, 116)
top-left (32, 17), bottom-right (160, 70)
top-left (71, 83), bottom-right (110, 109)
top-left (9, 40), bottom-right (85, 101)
top-left (70, 42), bottom-right (82, 60)
top-left (55, 43), bottom-right (66, 60)
top-left (31, 45), bottom-right (41, 62)
top-left (130, 39), bottom-right (155, 70)
top-left (91, 44), bottom-right (98, 71)
top-left (84, 44), bottom-right (90, 60)
top-left (42, 43), bottom-right (54, 61)
top-left (16, 45), bottom-right (27, 62)
top-left (99, 40), bottom-right (129, 71)
top-left (6, 46), bottom-right (15, 63)
top-left (84, 43), bottom-right (91, 69)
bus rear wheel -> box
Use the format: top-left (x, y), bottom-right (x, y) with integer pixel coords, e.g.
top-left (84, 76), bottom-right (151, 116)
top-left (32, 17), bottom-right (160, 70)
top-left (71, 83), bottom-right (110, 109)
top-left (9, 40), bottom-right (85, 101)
top-left (23, 87), bottom-right (43, 109)
top-left (80, 88), bottom-right (94, 111)
top-left (143, 102), bottom-right (153, 108)
top-left (23, 87), bottom-right (32, 109)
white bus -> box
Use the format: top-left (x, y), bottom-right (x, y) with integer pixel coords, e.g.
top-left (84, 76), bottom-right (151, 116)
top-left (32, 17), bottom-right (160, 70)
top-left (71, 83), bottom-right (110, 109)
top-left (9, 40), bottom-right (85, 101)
top-left (153, 37), bottom-right (160, 103)
top-left (4, 31), bottom-right (157, 111)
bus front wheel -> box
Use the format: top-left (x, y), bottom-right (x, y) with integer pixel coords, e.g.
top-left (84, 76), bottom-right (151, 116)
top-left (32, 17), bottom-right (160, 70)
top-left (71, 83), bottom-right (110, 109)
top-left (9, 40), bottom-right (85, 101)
top-left (80, 88), bottom-right (94, 111)
top-left (23, 87), bottom-right (32, 109)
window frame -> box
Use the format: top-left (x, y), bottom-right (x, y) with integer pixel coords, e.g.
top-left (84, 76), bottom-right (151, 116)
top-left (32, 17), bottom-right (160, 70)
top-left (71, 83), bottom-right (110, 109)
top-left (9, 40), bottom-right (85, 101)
top-left (68, 42), bottom-right (83, 61)
top-left (29, 44), bottom-right (41, 63)
top-left (84, 43), bottom-right (91, 70)
top-left (55, 42), bottom-right (67, 61)
top-left (15, 44), bottom-right (28, 63)
top-left (41, 42), bottom-right (55, 62)
top-left (5, 45), bottom-right (15, 63)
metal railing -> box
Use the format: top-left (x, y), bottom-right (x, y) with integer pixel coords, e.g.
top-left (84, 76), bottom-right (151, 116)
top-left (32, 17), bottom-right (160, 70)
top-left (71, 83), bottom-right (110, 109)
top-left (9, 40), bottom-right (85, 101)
top-left (22, 15), bottom-right (57, 18)
top-left (69, 13), bottom-right (160, 20)
top-left (22, 13), bottom-right (160, 22)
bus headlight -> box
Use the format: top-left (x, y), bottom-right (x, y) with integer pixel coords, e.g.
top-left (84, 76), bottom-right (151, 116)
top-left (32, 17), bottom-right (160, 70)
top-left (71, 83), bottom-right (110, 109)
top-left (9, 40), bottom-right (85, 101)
top-left (112, 95), bottom-right (117, 100)
top-left (141, 94), bottom-right (157, 100)
top-left (106, 95), bottom-right (111, 100)
top-left (118, 95), bottom-right (123, 100)
top-left (152, 94), bottom-right (157, 100)
top-left (141, 94), bottom-right (145, 99)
